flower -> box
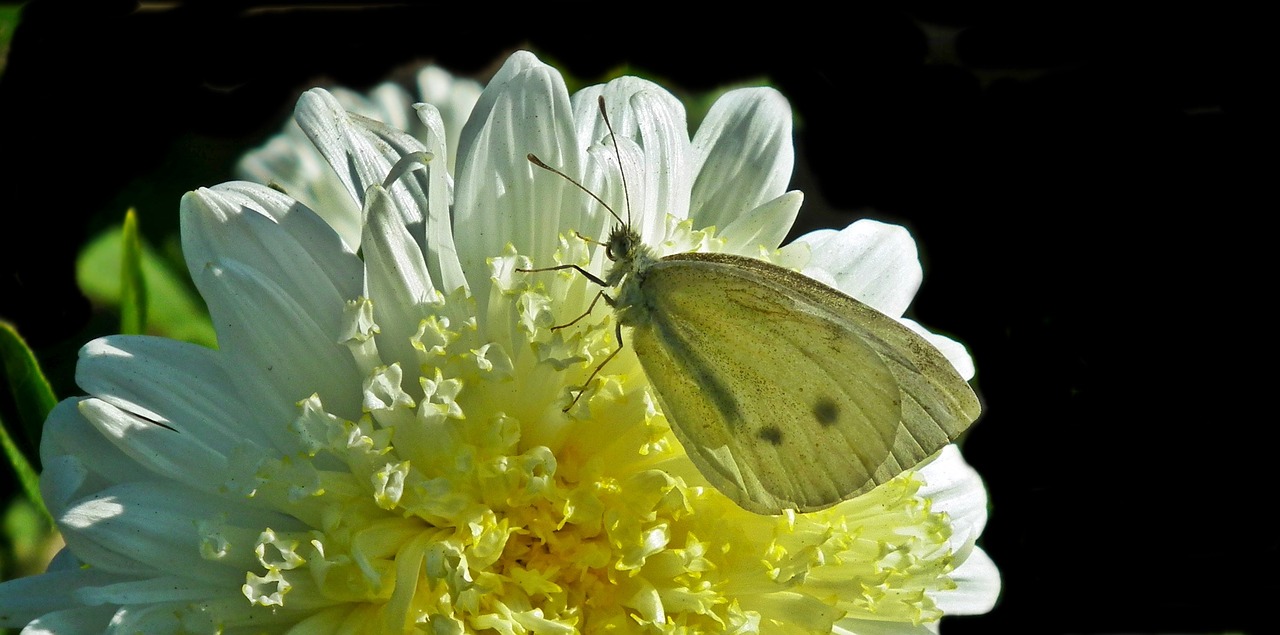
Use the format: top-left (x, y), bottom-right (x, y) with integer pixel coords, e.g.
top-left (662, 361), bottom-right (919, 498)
top-left (0, 51), bottom-right (998, 633)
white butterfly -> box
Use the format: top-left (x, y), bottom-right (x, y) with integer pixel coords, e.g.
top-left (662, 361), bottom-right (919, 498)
top-left (524, 98), bottom-right (980, 515)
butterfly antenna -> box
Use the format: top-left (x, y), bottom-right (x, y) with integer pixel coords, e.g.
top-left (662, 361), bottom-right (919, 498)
top-left (597, 96), bottom-right (633, 229)
top-left (526, 153), bottom-right (625, 227)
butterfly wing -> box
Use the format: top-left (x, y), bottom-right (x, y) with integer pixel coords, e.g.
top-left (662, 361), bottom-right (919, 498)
top-left (625, 252), bottom-right (980, 514)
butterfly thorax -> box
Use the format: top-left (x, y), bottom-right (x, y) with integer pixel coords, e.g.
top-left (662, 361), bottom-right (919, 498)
top-left (603, 225), bottom-right (659, 327)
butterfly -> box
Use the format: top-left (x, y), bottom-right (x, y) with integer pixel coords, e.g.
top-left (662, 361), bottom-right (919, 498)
top-left (522, 97), bottom-right (980, 515)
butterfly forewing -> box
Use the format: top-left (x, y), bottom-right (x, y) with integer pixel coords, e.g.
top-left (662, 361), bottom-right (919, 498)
top-left (626, 252), bottom-right (979, 514)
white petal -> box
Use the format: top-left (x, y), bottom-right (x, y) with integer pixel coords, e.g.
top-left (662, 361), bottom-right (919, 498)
top-left (579, 135), bottom-right (649, 253)
top-left (917, 445), bottom-right (990, 552)
top-left (720, 190), bottom-right (804, 254)
top-left (76, 576), bottom-right (232, 606)
top-left (76, 335), bottom-right (264, 452)
top-left (901, 318), bottom-right (977, 381)
top-left (18, 606), bottom-right (117, 634)
top-left (935, 547), bottom-right (1001, 615)
top-left (0, 569), bottom-right (119, 628)
top-left (455, 50), bottom-right (545, 170)
top-left (58, 482), bottom-right (293, 581)
top-left (234, 123), bottom-right (365, 248)
top-left (453, 57), bottom-right (579, 305)
top-left (363, 183), bottom-right (443, 382)
top-left (409, 102), bottom-right (467, 294)
top-left (44, 546), bottom-right (83, 572)
top-left (297, 88), bottom-right (457, 273)
top-left (295, 88), bottom-right (402, 213)
top-left (365, 81), bottom-right (415, 132)
top-left (690, 87), bottom-right (795, 229)
top-left (193, 258), bottom-right (362, 426)
top-left (105, 598), bottom-right (305, 634)
top-left (573, 78), bottom-right (693, 244)
top-left (39, 403), bottom-right (145, 512)
top-left (796, 219), bottom-right (923, 317)
top-left (913, 446), bottom-right (1001, 615)
top-left (180, 184), bottom-right (363, 325)
top-left (210, 181), bottom-right (358, 260)
top-left (76, 398), bottom-right (230, 493)
top-left (364, 184), bottom-right (438, 304)
top-left (53, 492), bottom-right (199, 579)
top-left (415, 65), bottom-right (483, 172)
top-left (357, 115), bottom-right (440, 232)
top-left (37, 453), bottom-right (89, 523)
top-left (329, 84), bottom-right (401, 124)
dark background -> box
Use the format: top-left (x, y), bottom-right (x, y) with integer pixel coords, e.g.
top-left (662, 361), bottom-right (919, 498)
top-left (0, 2), bottom-right (1263, 633)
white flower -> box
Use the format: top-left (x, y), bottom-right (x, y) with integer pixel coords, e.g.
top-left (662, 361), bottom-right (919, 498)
top-left (0, 51), bottom-right (998, 633)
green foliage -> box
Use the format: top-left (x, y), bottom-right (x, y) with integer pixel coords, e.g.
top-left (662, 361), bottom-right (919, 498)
top-left (0, 323), bottom-right (53, 521)
top-left (119, 209), bottom-right (148, 335)
top-left (0, 4), bottom-right (21, 77)
top-left (77, 219), bottom-right (216, 348)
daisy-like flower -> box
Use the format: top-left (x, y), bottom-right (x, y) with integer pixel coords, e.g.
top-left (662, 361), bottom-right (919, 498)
top-left (0, 51), bottom-right (998, 633)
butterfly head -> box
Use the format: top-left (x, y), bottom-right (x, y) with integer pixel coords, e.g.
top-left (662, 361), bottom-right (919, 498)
top-left (605, 224), bottom-right (641, 262)
top-left (528, 96), bottom-right (654, 289)
top-left (603, 223), bottom-right (654, 289)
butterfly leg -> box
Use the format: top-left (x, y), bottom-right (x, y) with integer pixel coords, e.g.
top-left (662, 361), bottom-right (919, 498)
top-left (550, 288), bottom-right (614, 331)
top-left (516, 264), bottom-right (614, 330)
top-left (516, 263), bottom-right (608, 287)
top-left (564, 320), bottom-right (625, 412)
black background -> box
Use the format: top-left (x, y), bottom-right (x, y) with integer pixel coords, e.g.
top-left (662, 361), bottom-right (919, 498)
top-left (0, 2), bottom-right (1264, 633)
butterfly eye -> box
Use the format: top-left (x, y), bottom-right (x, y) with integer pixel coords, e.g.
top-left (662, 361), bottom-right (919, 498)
top-left (604, 228), bottom-right (633, 262)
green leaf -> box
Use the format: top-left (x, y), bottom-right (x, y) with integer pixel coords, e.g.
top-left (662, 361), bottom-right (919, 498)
top-left (0, 4), bottom-right (22, 78)
top-left (0, 410), bottom-right (48, 522)
top-left (0, 322), bottom-right (54, 520)
top-left (120, 209), bottom-right (148, 335)
top-left (0, 322), bottom-right (57, 450)
top-left (2, 494), bottom-right (57, 576)
top-left (77, 222), bottom-right (217, 348)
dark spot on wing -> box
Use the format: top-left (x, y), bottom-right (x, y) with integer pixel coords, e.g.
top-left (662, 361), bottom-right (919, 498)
top-left (758, 425), bottom-right (784, 446)
top-left (813, 398), bottom-right (839, 427)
